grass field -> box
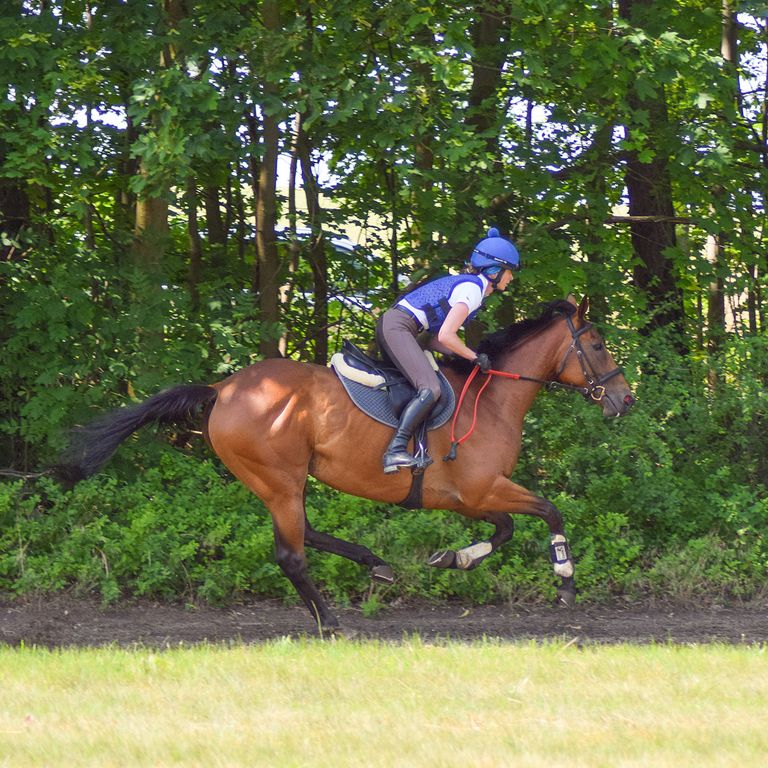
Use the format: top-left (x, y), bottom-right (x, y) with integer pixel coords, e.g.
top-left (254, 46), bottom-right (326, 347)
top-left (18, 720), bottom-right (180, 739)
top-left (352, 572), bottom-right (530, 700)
top-left (1, 639), bottom-right (767, 767)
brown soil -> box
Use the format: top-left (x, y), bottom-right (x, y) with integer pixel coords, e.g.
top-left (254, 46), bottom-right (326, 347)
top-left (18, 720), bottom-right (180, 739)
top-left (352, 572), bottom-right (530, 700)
top-left (2, 594), bottom-right (767, 647)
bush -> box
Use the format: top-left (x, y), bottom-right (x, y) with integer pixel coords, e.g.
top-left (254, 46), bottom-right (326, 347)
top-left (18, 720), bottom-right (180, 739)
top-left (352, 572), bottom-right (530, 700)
top-left (2, 295), bottom-right (767, 606)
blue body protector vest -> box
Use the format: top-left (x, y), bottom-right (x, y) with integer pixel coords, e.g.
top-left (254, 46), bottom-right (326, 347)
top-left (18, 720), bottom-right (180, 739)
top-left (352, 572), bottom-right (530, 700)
top-left (399, 274), bottom-right (485, 331)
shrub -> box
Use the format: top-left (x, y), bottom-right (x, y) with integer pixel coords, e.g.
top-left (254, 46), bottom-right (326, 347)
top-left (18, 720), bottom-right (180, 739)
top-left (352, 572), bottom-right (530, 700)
top-left (1, 325), bottom-right (766, 606)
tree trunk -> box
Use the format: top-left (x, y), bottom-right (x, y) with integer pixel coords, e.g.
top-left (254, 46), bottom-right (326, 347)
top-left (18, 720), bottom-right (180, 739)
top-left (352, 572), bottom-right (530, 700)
top-left (130, 0), bottom-right (182, 286)
top-left (116, 110), bottom-right (139, 246)
top-left (287, 112), bottom-right (300, 274)
top-left (0, 176), bottom-right (29, 262)
top-left (131, 185), bottom-right (169, 275)
top-left (130, 180), bottom-right (169, 355)
top-left (582, 123), bottom-right (614, 325)
top-left (187, 176), bottom-right (202, 312)
top-left (721, 0), bottom-right (759, 338)
top-left (297, 121), bottom-right (328, 366)
top-left (746, 263), bottom-right (758, 335)
top-left (277, 112), bottom-right (302, 356)
top-left (224, 174), bottom-right (234, 248)
top-left (255, 0), bottom-right (282, 359)
top-left (204, 186), bottom-right (227, 249)
top-left (706, 234), bottom-right (725, 337)
top-left (234, 166), bottom-right (246, 265)
top-left (623, 115), bottom-right (685, 338)
top-left (705, 231), bottom-right (726, 390)
top-left (382, 160), bottom-right (400, 299)
top-left (704, 1), bottom-right (736, 354)
top-left (466, 1), bottom-right (510, 232)
top-left (619, 0), bottom-right (686, 343)
top-left (410, 22), bottom-right (436, 266)
top-left (245, 107), bottom-right (261, 290)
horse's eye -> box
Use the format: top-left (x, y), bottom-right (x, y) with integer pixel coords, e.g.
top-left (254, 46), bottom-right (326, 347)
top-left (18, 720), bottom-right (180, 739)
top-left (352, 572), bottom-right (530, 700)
top-left (592, 343), bottom-right (603, 351)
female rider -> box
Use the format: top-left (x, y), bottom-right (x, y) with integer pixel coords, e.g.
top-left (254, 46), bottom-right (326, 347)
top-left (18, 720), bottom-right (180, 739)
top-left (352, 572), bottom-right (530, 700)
top-left (376, 227), bottom-right (521, 474)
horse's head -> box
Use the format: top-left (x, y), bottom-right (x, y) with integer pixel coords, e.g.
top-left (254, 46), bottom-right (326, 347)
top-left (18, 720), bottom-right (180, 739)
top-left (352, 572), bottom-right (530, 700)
top-left (553, 295), bottom-right (635, 418)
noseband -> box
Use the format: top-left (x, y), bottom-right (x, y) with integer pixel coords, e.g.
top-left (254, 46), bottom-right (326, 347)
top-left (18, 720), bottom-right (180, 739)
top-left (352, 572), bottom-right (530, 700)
top-left (554, 314), bottom-right (624, 402)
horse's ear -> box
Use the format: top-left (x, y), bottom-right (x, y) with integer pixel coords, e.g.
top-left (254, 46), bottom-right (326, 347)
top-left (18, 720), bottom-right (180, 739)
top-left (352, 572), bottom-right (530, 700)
top-left (578, 296), bottom-right (589, 318)
top-left (565, 293), bottom-right (578, 308)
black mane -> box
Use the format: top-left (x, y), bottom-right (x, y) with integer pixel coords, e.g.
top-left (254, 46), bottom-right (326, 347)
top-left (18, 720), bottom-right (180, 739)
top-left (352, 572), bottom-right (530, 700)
top-left (443, 299), bottom-right (576, 374)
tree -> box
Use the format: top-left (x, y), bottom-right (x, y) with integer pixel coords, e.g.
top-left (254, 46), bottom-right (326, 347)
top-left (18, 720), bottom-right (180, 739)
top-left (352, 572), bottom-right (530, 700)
top-left (2, 0), bottom-right (768, 472)
top-left (250, 0), bottom-right (283, 359)
top-left (618, 0), bottom-right (686, 342)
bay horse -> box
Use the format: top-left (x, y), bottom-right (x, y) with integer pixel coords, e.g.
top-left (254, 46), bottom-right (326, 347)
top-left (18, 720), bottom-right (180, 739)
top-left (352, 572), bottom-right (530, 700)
top-left (61, 295), bottom-right (634, 632)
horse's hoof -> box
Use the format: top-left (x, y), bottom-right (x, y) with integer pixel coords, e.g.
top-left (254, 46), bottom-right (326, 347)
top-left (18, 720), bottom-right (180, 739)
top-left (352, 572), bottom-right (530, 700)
top-left (427, 549), bottom-right (456, 569)
top-left (557, 589), bottom-right (576, 609)
top-left (370, 564), bottom-right (395, 584)
top-left (328, 625), bottom-right (358, 641)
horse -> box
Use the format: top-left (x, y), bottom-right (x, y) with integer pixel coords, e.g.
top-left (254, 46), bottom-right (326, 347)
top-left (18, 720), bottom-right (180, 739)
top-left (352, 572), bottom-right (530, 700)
top-left (60, 295), bottom-right (634, 632)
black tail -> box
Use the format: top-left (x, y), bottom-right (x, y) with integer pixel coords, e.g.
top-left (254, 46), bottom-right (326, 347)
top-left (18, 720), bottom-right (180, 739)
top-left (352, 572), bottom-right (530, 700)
top-left (57, 384), bottom-right (218, 483)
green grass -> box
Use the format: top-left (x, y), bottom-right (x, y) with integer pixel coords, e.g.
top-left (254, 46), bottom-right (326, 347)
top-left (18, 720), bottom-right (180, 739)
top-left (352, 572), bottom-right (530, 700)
top-left (1, 640), bottom-right (767, 767)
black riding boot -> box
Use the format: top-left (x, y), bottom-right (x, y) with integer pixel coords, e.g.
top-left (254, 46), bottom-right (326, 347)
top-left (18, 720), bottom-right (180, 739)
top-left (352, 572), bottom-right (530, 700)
top-left (382, 388), bottom-right (436, 474)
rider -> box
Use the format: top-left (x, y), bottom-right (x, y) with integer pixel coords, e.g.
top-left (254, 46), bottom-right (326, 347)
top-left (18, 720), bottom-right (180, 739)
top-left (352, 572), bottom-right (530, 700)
top-left (376, 227), bottom-right (521, 474)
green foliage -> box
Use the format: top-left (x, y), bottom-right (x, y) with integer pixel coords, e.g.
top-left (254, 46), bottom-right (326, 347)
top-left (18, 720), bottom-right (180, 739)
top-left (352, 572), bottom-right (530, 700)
top-left (513, 331), bottom-right (768, 602)
top-left (2, 0), bottom-right (768, 608)
top-left (2, 328), bottom-right (767, 607)
top-left (0, 240), bottom-right (274, 465)
top-left (1, 451), bottom-right (273, 604)
top-left (0, 461), bottom-right (548, 605)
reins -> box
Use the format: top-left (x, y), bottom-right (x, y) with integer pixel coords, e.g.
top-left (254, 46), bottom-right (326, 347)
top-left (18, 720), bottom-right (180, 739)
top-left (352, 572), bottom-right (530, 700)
top-left (442, 365), bottom-right (590, 461)
top-left (443, 313), bottom-right (623, 462)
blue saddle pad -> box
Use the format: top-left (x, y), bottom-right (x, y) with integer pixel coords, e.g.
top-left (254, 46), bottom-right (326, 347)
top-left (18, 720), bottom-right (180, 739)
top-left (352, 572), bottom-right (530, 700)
top-left (334, 369), bottom-right (456, 430)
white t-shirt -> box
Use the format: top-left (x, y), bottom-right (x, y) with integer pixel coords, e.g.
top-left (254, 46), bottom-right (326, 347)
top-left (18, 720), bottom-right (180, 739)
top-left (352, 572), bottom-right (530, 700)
top-left (398, 274), bottom-right (489, 329)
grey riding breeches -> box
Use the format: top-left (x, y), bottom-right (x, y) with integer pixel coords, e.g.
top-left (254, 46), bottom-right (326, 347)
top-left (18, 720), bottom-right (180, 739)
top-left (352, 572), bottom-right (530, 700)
top-left (376, 308), bottom-right (442, 402)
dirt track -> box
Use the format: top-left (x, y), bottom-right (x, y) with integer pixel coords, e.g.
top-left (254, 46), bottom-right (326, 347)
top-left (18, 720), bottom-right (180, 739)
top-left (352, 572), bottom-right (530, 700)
top-left (2, 594), bottom-right (768, 647)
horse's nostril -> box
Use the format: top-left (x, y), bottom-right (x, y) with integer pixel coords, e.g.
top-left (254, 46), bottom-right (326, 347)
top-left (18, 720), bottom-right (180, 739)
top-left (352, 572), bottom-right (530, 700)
top-left (624, 394), bottom-right (636, 407)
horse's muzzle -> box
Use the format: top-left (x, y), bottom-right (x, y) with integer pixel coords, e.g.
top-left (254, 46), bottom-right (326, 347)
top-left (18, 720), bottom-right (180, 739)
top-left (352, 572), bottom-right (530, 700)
top-left (614, 392), bottom-right (636, 417)
top-left (602, 391), bottom-right (635, 418)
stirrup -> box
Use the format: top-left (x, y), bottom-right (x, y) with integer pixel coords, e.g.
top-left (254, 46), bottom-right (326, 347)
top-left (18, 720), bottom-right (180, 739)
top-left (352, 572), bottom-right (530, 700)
top-left (412, 440), bottom-right (433, 475)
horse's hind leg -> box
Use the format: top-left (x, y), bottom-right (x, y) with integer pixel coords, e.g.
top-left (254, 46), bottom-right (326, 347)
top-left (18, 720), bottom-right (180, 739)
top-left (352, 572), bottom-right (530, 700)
top-left (304, 513), bottom-right (395, 585)
top-left (267, 497), bottom-right (341, 633)
top-left (428, 512), bottom-right (515, 571)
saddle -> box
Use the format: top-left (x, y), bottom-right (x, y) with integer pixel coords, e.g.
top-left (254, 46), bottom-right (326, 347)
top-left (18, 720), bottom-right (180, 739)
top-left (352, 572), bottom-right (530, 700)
top-left (330, 341), bottom-right (456, 508)
top-left (330, 340), bottom-right (455, 431)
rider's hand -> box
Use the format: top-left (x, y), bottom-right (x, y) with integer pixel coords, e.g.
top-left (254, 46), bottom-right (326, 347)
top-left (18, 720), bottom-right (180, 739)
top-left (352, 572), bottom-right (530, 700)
top-left (473, 353), bottom-right (491, 373)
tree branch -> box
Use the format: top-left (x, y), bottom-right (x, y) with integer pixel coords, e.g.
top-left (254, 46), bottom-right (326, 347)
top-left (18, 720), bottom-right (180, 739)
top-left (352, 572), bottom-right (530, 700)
top-left (546, 214), bottom-right (695, 231)
top-left (0, 468), bottom-right (50, 479)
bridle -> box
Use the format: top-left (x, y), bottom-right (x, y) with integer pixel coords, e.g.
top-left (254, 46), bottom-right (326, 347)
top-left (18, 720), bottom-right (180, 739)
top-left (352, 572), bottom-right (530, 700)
top-left (481, 311), bottom-right (624, 401)
top-left (553, 313), bottom-right (625, 403)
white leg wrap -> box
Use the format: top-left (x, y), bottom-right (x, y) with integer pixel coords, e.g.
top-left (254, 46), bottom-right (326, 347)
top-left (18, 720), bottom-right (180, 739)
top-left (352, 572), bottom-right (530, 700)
top-left (550, 534), bottom-right (574, 578)
top-left (455, 541), bottom-right (493, 570)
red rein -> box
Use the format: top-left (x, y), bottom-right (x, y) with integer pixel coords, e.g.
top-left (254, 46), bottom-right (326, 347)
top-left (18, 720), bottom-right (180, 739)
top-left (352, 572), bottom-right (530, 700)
top-left (443, 366), bottom-right (522, 462)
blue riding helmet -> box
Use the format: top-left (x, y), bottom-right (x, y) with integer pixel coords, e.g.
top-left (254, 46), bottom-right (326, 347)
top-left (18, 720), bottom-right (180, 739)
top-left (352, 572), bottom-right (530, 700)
top-left (469, 227), bottom-right (521, 275)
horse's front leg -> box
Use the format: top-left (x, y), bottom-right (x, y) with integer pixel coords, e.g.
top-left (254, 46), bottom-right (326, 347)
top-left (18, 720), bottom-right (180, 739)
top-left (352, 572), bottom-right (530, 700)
top-left (427, 512), bottom-right (514, 571)
top-left (491, 479), bottom-right (576, 607)
top-left (431, 478), bottom-right (576, 607)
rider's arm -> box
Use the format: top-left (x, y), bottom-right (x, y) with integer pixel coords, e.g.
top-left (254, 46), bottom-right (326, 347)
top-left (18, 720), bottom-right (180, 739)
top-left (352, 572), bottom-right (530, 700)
top-left (425, 336), bottom-right (455, 356)
top-left (436, 303), bottom-right (477, 362)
